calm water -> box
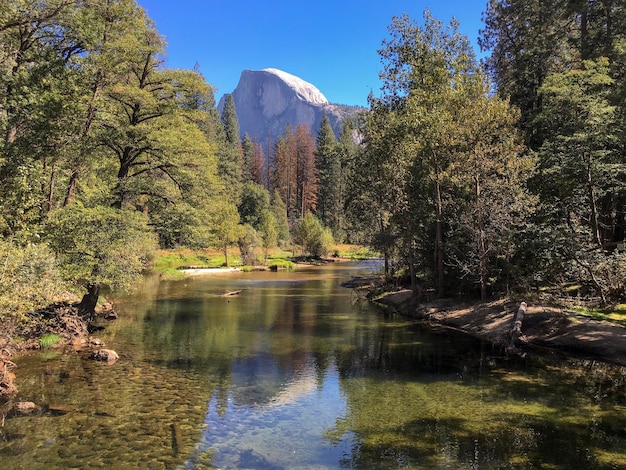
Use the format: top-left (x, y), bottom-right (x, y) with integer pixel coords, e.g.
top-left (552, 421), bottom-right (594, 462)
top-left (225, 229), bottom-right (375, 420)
top-left (2, 262), bottom-right (626, 469)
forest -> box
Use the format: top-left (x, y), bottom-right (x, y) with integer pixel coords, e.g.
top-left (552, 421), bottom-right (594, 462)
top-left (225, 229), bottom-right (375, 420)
top-left (1, 0), bottom-right (625, 327)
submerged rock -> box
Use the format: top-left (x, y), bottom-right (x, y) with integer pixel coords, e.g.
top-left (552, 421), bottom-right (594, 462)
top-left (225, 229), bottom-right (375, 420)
top-left (90, 349), bottom-right (119, 364)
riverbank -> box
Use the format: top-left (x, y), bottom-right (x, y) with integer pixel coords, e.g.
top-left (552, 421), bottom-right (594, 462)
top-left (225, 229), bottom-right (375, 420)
top-left (373, 288), bottom-right (626, 367)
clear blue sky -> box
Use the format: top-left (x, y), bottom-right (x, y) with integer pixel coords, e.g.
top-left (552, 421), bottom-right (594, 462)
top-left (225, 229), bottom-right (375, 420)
top-left (136, 1), bottom-right (490, 107)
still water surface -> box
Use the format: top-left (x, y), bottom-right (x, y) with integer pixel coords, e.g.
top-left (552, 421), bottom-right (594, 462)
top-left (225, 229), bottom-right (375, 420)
top-left (2, 262), bottom-right (626, 469)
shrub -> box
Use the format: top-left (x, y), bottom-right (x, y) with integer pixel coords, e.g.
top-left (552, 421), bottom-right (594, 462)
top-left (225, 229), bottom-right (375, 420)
top-left (0, 240), bottom-right (65, 319)
top-left (294, 213), bottom-right (334, 257)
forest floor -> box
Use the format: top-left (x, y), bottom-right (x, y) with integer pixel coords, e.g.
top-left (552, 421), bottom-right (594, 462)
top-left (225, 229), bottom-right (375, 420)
top-left (372, 288), bottom-right (626, 367)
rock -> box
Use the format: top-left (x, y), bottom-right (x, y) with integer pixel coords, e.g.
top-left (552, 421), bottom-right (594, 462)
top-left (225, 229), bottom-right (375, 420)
top-left (15, 401), bottom-right (39, 414)
top-left (97, 301), bottom-right (118, 320)
top-left (218, 68), bottom-right (362, 154)
top-left (71, 337), bottom-right (87, 349)
top-left (90, 349), bottom-right (119, 364)
top-left (104, 310), bottom-right (118, 320)
top-left (89, 337), bottom-right (106, 347)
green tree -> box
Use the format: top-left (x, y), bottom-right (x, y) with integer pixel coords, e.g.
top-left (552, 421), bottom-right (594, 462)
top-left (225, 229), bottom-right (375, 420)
top-left (218, 93), bottom-right (243, 202)
top-left (366, 11), bottom-right (479, 293)
top-left (534, 58), bottom-right (623, 303)
top-left (210, 200), bottom-right (241, 267)
top-left (446, 79), bottom-right (535, 299)
top-left (45, 205), bottom-right (156, 315)
top-left (0, 0), bottom-right (87, 237)
top-left (334, 119), bottom-right (359, 242)
top-left (237, 223), bottom-right (260, 266)
top-left (242, 133), bottom-right (264, 184)
top-left (271, 189), bottom-right (290, 246)
top-left (479, 0), bottom-right (575, 149)
top-left (0, 239), bottom-right (63, 318)
top-left (295, 213), bottom-right (333, 258)
top-left (272, 124), bottom-right (298, 218)
top-left (238, 181), bottom-right (271, 230)
top-left (259, 209), bottom-right (279, 261)
top-left (315, 114), bottom-right (338, 229)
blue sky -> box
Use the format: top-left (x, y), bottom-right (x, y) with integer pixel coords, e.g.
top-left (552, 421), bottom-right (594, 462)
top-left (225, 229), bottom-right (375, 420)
top-left (136, 1), bottom-right (490, 107)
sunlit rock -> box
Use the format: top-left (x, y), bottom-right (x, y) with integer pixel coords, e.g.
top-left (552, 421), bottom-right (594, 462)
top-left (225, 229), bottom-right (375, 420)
top-left (90, 349), bottom-right (119, 364)
top-left (218, 68), bottom-right (361, 151)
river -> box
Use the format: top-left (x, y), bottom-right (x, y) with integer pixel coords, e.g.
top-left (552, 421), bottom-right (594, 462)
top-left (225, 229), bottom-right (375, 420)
top-left (2, 261), bottom-right (626, 469)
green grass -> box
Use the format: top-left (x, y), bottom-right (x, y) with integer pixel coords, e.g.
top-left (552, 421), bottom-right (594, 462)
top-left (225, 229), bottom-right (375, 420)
top-left (268, 259), bottom-right (296, 271)
top-left (152, 249), bottom-right (227, 279)
top-left (333, 244), bottom-right (380, 259)
top-left (39, 333), bottom-right (62, 349)
top-left (153, 250), bottom-right (221, 270)
top-left (570, 304), bottom-right (626, 326)
top-left (152, 244), bottom-right (378, 278)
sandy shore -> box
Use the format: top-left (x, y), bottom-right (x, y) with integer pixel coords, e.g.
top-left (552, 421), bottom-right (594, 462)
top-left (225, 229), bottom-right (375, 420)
top-left (180, 267), bottom-right (241, 276)
top-left (375, 290), bottom-right (626, 367)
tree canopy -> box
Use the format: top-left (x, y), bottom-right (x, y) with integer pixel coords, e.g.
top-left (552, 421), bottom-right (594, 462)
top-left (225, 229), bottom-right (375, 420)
top-left (2, 0), bottom-right (626, 318)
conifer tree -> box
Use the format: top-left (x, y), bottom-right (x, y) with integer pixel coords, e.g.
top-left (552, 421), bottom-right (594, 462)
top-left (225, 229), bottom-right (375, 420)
top-left (315, 115), bottom-right (338, 231)
top-left (218, 93), bottom-right (243, 202)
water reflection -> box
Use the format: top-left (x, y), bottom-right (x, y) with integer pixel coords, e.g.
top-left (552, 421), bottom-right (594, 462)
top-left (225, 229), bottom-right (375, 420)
top-left (2, 262), bottom-right (626, 469)
top-left (187, 358), bottom-right (354, 469)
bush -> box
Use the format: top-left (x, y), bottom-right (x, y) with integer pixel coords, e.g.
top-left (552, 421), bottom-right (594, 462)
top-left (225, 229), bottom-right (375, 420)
top-left (294, 213), bottom-right (334, 257)
top-left (238, 224), bottom-right (261, 266)
top-left (0, 240), bottom-right (65, 318)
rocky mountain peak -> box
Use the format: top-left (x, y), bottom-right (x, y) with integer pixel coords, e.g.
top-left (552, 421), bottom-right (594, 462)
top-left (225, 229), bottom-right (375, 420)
top-left (218, 68), bottom-right (361, 151)
top-left (260, 68), bottom-right (329, 106)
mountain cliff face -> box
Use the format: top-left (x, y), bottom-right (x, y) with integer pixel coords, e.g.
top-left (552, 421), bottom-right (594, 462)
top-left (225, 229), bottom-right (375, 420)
top-left (218, 68), bottom-right (360, 148)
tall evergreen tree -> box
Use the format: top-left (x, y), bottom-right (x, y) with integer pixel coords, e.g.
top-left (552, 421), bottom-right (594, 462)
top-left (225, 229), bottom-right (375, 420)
top-left (272, 125), bottom-right (298, 219)
top-left (315, 115), bottom-right (338, 232)
top-left (295, 124), bottom-right (318, 218)
top-left (242, 133), bottom-right (264, 184)
top-left (218, 93), bottom-right (243, 202)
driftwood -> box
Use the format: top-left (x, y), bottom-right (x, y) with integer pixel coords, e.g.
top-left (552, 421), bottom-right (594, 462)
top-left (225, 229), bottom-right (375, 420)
top-left (170, 422), bottom-right (181, 457)
top-left (221, 290), bottom-right (242, 297)
top-left (507, 302), bottom-right (527, 351)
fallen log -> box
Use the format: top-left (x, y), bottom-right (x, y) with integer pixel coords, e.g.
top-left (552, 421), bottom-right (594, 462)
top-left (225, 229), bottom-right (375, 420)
top-left (221, 290), bottom-right (242, 297)
top-left (507, 302), bottom-right (527, 351)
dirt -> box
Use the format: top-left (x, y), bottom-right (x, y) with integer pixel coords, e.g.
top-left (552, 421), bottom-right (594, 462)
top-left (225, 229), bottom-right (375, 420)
top-left (375, 289), bottom-right (626, 367)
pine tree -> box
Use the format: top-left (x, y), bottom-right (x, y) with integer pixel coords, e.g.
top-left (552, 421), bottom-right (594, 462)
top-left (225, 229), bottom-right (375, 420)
top-left (218, 93), bottom-right (243, 202)
top-left (242, 133), bottom-right (264, 184)
top-left (315, 115), bottom-right (338, 231)
top-left (295, 124), bottom-right (318, 217)
top-left (271, 125), bottom-right (298, 219)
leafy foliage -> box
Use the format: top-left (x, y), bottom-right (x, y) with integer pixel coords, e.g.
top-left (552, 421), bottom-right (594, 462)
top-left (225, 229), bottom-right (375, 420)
top-left (0, 240), bottom-right (64, 318)
top-left (45, 205), bottom-right (156, 294)
top-left (295, 213), bottom-right (334, 258)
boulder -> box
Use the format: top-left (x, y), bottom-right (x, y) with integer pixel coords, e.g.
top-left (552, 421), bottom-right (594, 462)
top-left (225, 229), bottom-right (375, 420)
top-left (88, 337), bottom-right (106, 347)
top-left (15, 401), bottom-right (39, 414)
top-left (90, 349), bottom-right (119, 364)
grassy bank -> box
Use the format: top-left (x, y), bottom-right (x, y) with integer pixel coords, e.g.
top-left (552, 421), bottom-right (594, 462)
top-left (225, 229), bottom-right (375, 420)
top-left (152, 244), bottom-right (377, 279)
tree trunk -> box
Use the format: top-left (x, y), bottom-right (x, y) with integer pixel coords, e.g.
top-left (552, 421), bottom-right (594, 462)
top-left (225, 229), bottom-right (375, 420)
top-left (587, 160), bottom-right (602, 247)
top-left (64, 169), bottom-right (79, 206)
top-left (409, 240), bottom-right (418, 295)
top-left (434, 173), bottom-right (445, 298)
top-left (507, 302), bottom-right (527, 351)
top-left (223, 244), bottom-right (229, 267)
top-left (78, 283), bottom-right (100, 317)
top-left (40, 158), bottom-right (55, 220)
top-left (475, 175), bottom-right (488, 301)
